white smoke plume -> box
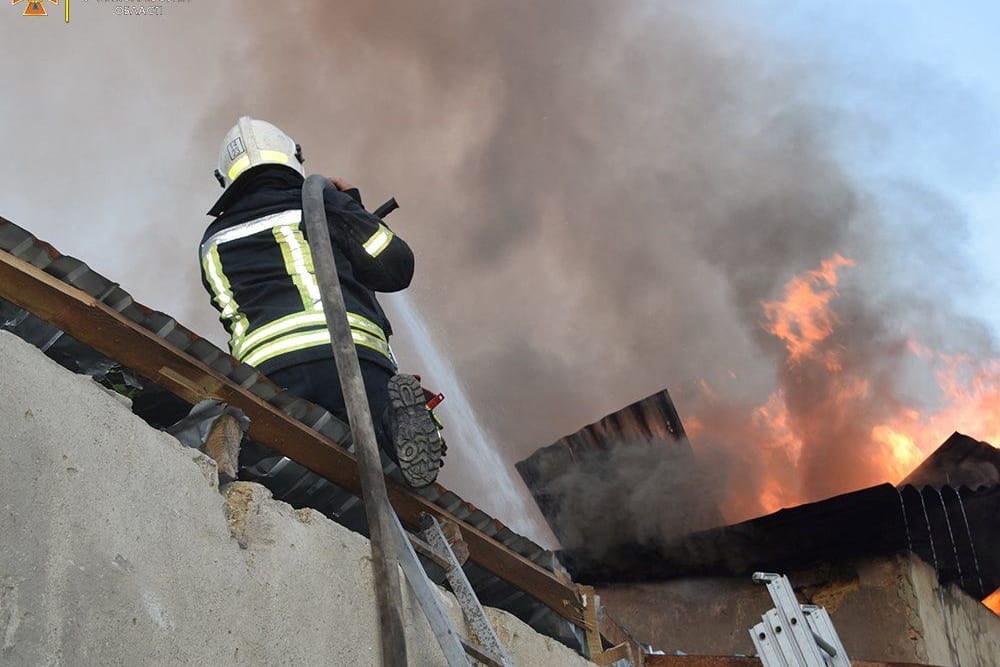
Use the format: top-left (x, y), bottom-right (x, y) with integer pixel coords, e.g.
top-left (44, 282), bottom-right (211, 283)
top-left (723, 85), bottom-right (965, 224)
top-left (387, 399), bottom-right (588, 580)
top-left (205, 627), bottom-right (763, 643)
top-left (2, 2), bottom-right (996, 541)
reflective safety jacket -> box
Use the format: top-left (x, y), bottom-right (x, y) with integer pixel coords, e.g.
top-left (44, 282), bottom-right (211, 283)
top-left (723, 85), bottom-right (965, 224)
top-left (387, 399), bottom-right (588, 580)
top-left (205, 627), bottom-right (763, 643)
top-left (199, 167), bottom-right (414, 376)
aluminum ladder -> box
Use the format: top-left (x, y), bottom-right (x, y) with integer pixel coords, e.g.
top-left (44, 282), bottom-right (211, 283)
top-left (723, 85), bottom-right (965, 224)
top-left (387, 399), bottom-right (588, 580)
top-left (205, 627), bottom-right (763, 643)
top-left (749, 572), bottom-right (850, 667)
top-left (392, 510), bottom-right (515, 667)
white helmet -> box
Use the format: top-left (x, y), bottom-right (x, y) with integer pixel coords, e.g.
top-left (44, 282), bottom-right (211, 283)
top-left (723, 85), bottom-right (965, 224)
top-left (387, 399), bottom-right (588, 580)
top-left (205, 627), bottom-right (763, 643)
top-left (214, 116), bottom-right (305, 189)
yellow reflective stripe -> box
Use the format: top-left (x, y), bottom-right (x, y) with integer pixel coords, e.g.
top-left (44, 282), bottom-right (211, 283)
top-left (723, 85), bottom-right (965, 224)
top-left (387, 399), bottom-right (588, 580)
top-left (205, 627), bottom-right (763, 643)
top-left (291, 227), bottom-right (316, 273)
top-left (233, 310), bottom-right (388, 359)
top-left (241, 328), bottom-right (393, 368)
top-left (273, 223), bottom-right (321, 310)
top-left (233, 311), bottom-right (326, 358)
top-left (351, 329), bottom-right (393, 358)
top-left (227, 151), bottom-right (290, 183)
top-left (227, 154), bottom-right (251, 183)
top-left (347, 312), bottom-right (388, 342)
top-left (235, 311), bottom-right (389, 359)
top-left (363, 224), bottom-right (394, 257)
top-left (201, 246), bottom-right (249, 351)
top-left (243, 331), bottom-right (329, 367)
top-left (236, 312), bottom-right (388, 359)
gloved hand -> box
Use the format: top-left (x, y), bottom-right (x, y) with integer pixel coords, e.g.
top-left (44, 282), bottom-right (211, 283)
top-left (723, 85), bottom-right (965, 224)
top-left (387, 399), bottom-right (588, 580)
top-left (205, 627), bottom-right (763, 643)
top-left (329, 177), bottom-right (363, 205)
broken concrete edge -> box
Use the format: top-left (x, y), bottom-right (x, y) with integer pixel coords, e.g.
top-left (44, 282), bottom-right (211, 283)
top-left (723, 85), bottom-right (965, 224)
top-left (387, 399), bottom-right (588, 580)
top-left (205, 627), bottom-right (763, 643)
top-left (152, 429), bottom-right (597, 664)
top-left (0, 247), bottom-right (588, 630)
top-left (216, 481), bottom-right (599, 665)
top-left (190, 428), bottom-right (605, 665)
top-left (222, 481), bottom-right (331, 546)
top-left (0, 330), bottom-right (596, 666)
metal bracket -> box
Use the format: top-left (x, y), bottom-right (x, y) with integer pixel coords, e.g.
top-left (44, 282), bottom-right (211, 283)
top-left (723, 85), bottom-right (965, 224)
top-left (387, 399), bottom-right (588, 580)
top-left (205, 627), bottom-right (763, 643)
top-left (391, 509), bottom-right (515, 667)
top-left (390, 510), bottom-right (473, 666)
top-left (422, 513), bottom-right (515, 667)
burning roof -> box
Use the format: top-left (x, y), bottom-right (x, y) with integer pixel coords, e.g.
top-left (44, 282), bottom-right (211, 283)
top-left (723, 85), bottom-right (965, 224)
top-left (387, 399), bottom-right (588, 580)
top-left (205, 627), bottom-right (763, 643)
top-left (900, 431), bottom-right (1000, 489)
top-left (561, 480), bottom-right (997, 599)
top-left (684, 254), bottom-right (1000, 524)
top-left (544, 427), bottom-right (1000, 602)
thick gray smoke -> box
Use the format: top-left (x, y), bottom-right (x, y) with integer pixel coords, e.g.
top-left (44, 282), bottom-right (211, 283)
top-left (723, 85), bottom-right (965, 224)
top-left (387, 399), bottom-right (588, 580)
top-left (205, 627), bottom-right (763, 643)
top-left (536, 438), bottom-right (719, 557)
top-left (3, 2), bottom-right (996, 535)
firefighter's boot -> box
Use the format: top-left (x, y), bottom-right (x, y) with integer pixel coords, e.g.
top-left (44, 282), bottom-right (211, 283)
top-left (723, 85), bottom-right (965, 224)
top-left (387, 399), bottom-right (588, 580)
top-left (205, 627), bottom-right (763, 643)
top-left (387, 374), bottom-right (445, 488)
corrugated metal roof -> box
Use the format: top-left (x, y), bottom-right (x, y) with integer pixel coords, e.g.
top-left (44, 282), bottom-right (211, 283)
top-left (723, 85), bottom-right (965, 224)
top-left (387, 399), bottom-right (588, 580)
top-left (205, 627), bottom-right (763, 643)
top-left (0, 216), bottom-right (583, 651)
top-left (553, 388), bottom-right (688, 451)
top-left (516, 388), bottom-right (723, 548)
top-left (561, 480), bottom-right (1000, 602)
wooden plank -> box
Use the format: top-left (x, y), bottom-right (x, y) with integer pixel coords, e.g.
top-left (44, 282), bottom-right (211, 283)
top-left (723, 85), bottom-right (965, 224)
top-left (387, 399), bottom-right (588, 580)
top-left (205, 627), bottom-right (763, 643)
top-left (580, 585), bottom-right (604, 658)
top-left (580, 584), bottom-right (644, 665)
top-left (0, 249), bottom-right (586, 627)
top-left (593, 642), bottom-right (632, 666)
top-left (599, 605), bottom-right (647, 665)
top-left (303, 174), bottom-right (406, 666)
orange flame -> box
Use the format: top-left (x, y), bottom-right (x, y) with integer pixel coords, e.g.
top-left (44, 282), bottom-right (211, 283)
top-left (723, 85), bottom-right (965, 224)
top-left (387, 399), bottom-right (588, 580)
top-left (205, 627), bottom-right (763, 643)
top-left (873, 346), bottom-right (1000, 480)
top-left (761, 254), bottom-right (854, 367)
top-left (751, 392), bottom-right (802, 514)
top-left (871, 424), bottom-right (924, 483)
top-left (695, 254), bottom-right (1000, 522)
top-left (984, 588), bottom-right (1000, 615)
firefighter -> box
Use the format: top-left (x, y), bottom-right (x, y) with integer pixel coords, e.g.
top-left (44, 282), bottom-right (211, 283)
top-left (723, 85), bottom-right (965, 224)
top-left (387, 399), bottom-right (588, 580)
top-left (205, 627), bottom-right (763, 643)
top-left (199, 116), bottom-right (444, 488)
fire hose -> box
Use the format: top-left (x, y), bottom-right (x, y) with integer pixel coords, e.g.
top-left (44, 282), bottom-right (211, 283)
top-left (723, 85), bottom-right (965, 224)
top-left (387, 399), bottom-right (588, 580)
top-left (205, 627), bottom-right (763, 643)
top-left (301, 175), bottom-right (408, 666)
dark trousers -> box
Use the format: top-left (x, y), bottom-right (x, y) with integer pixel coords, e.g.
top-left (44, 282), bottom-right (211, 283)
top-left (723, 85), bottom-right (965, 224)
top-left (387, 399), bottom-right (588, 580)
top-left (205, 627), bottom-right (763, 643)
top-left (269, 359), bottom-right (397, 461)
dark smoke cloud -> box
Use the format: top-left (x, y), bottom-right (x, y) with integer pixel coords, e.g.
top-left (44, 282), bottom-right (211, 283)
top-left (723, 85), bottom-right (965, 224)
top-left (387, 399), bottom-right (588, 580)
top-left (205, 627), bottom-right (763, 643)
top-left (3, 2), bottom-right (996, 535)
top-left (535, 438), bottom-right (719, 557)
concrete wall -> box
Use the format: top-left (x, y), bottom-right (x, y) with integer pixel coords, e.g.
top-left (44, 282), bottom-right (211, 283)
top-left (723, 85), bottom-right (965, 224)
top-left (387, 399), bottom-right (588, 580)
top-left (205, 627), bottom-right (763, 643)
top-left (599, 553), bottom-right (1000, 666)
top-left (0, 331), bottom-right (592, 666)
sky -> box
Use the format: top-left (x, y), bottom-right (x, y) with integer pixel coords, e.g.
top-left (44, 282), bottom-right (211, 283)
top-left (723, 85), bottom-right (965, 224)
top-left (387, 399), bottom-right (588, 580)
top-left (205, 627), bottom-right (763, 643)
top-left (739, 0), bottom-right (1000, 326)
top-left (2, 1), bottom-right (997, 546)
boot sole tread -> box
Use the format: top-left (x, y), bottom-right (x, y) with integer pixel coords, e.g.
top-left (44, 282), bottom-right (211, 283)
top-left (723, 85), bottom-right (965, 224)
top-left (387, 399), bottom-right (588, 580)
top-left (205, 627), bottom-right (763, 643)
top-left (388, 374), bottom-right (444, 488)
